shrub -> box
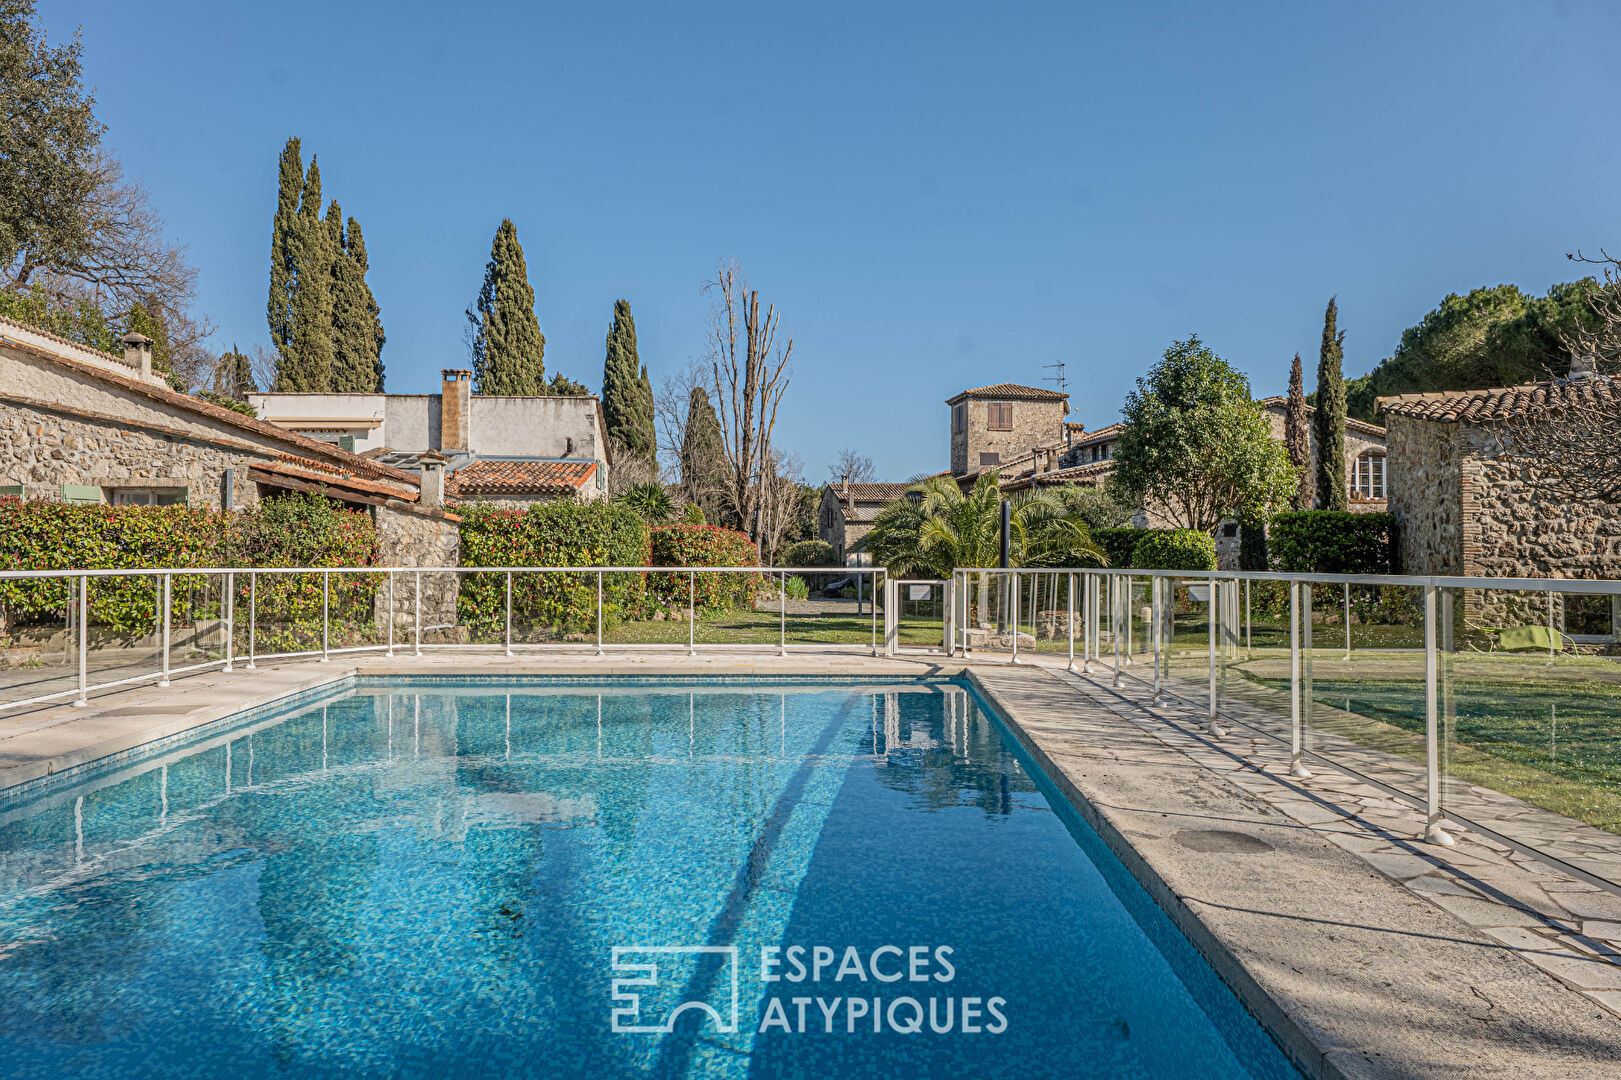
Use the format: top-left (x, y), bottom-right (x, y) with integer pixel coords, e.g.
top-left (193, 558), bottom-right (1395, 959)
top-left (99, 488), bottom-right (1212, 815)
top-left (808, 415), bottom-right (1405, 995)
top-left (1269, 511), bottom-right (1394, 575)
top-left (237, 493), bottom-right (379, 652)
top-left (1091, 528), bottom-right (1140, 569)
top-left (647, 523), bottom-right (759, 611)
top-left (785, 575), bottom-right (809, 600)
top-left (781, 539), bottom-right (834, 568)
top-left (1131, 528), bottom-right (1217, 572)
top-left (681, 502), bottom-right (706, 524)
top-left (458, 499), bottom-right (650, 638)
top-left (616, 482), bottom-right (672, 522)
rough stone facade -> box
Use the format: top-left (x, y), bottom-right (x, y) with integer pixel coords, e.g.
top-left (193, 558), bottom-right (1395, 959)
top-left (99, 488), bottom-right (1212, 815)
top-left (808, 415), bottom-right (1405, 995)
top-left (374, 504), bottom-right (464, 640)
top-left (947, 386), bottom-right (1070, 477)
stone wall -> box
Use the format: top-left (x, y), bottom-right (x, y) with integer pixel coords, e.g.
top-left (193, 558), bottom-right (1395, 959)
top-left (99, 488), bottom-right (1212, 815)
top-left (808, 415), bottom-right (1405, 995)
top-left (1384, 414), bottom-right (1462, 577)
top-left (950, 397), bottom-right (1066, 476)
top-left (0, 398), bottom-right (264, 508)
top-left (375, 504), bottom-right (463, 642)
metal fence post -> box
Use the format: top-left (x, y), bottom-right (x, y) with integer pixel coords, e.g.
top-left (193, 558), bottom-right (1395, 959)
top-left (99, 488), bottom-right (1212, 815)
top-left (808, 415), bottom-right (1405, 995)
top-left (1344, 582), bottom-right (1352, 661)
top-left (224, 571), bottom-right (234, 673)
top-left (321, 570), bottom-right (330, 661)
top-left (1424, 583), bottom-right (1455, 845)
top-left (506, 571), bottom-right (515, 657)
top-left (1066, 571), bottom-right (1076, 671)
top-left (386, 571), bottom-right (395, 657)
top-left (414, 570), bottom-right (422, 656)
top-left (1123, 575), bottom-right (1133, 666)
top-left (688, 571), bottom-right (696, 657)
top-left (1010, 571), bottom-right (1021, 664)
top-left (871, 570), bottom-right (879, 657)
top-left (1245, 579), bottom-right (1252, 658)
top-left (1289, 580), bottom-right (1310, 777)
top-left (596, 570), bottom-right (605, 657)
top-left (1112, 575), bottom-right (1123, 687)
top-left (1151, 576), bottom-right (1164, 704)
top-left (159, 572), bottom-right (171, 687)
top-left (75, 574), bottom-right (88, 707)
top-left (779, 570), bottom-right (788, 657)
top-left (247, 571), bottom-right (256, 670)
top-left (1548, 592), bottom-right (1556, 662)
top-left (1083, 573), bottom-right (1094, 673)
top-left (1205, 578), bottom-right (1224, 735)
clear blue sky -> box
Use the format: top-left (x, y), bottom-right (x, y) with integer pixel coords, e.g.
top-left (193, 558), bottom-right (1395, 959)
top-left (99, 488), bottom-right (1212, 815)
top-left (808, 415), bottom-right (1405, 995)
top-left (50, 0), bottom-right (1621, 481)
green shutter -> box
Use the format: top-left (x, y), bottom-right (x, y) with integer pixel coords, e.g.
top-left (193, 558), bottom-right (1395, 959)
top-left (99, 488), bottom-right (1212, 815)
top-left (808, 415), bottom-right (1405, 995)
top-left (61, 484), bottom-right (103, 504)
top-left (0, 484), bottom-right (22, 497)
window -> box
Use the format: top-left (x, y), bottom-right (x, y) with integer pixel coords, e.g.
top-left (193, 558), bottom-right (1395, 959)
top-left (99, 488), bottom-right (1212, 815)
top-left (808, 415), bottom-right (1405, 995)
top-left (951, 403), bottom-right (965, 434)
top-left (1221, 522), bottom-right (1239, 538)
top-left (1352, 453), bottom-right (1385, 500)
top-left (108, 487), bottom-right (188, 507)
top-left (986, 402), bottom-right (1013, 430)
top-left (978, 452), bottom-right (1001, 467)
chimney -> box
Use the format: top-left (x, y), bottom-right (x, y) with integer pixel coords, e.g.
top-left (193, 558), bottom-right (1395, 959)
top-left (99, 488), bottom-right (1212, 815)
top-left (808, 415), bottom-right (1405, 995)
top-left (841, 473), bottom-right (853, 512)
top-left (418, 450), bottom-right (448, 510)
top-left (121, 332), bottom-right (154, 381)
top-left (440, 368), bottom-right (472, 453)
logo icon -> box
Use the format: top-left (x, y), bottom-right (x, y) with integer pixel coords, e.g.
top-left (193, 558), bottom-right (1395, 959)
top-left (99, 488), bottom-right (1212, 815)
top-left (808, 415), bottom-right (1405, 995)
top-left (610, 946), bottom-right (739, 1034)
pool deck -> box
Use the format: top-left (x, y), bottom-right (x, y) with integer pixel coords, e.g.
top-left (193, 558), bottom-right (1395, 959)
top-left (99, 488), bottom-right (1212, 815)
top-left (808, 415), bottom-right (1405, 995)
top-left (2, 649), bottom-right (1619, 1078)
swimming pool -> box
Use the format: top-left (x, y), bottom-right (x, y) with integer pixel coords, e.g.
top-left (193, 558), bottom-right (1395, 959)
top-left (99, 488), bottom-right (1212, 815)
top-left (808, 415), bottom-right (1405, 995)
top-left (0, 678), bottom-right (1300, 1079)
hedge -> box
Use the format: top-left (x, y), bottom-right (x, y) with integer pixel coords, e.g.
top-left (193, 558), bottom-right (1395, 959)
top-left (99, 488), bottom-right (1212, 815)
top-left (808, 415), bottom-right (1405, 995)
top-left (780, 539), bottom-right (834, 568)
top-left (0, 493), bottom-right (378, 650)
top-left (1091, 528), bottom-right (1140, 570)
top-left (647, 523), bottom-right (759, 611)
top-left (1131, 529), bottom-right (1217, 572)
top-left (457, 500), bottom-right (651, 639)
top-left (1269, 511), bottom-right (1395, 575)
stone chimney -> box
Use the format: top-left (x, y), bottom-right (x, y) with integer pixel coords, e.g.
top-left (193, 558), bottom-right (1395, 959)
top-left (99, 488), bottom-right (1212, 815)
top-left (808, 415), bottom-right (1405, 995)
top-left (121, 332), bottom-right (154, 381)
top-left (440, 369), bottom-right (472, 453)
top-left (418, 450), bottom-right (448, 510)
top-left (841, 474), bottom-right (853, 512)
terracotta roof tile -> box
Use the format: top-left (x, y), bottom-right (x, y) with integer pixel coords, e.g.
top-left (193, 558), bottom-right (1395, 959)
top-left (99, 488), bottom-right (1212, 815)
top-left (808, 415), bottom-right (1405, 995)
top-left (1376, 377), bottom-right (1621, 423)
top-left (945, 383), bottom-right (1069, 404)
top-left (447, 459), bottom-right (599, 497)
top-left (1068, 422), bottom-right (1123, 446)
top-left (828, 482), bottom-right (915, 505)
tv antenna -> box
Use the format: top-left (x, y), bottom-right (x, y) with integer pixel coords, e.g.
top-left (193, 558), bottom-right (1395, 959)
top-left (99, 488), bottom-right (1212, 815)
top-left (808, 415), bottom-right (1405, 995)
top-left (1043, 360), bottom-right (1067, 396)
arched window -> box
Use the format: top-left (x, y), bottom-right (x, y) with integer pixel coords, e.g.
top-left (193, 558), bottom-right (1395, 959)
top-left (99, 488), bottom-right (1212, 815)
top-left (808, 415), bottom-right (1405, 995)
top-left (1352, 452), bottom-right (1386, 500)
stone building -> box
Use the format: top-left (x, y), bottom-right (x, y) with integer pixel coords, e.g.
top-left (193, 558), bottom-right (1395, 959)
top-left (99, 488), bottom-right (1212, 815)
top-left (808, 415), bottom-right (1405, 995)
top-left (817, 481), bottom-right (916, 564)
top-left (1257, 397), bottom-right (1388, 509)
top-left (946, 384), bottom-right (1071, 477)
top-left (1380, 380), bottom-right (1621, 638)
top-left (249, 368), bottom-right (611, 503)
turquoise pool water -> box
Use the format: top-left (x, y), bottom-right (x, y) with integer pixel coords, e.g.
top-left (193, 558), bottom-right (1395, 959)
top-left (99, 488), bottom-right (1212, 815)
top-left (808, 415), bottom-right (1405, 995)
top-left (0, 678), bottom-right (1299, 1079)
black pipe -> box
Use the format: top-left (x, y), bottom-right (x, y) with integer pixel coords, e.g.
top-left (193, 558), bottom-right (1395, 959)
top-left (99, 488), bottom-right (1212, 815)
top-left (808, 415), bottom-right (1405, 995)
top-left (999, 500), bottom-right (1011, 569)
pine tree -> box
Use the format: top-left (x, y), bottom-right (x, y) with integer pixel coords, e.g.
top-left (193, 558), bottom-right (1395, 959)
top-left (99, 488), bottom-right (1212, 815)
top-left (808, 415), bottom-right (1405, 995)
top-left (1285, 352), bottom-right (1312, 510)
top-left (346, 217), bottom-right (385, 391)
top-left (218, 345), bottom-right (255, 400)
top-left (681, 384), bottom-right (726, 518)
top-left (266, 137), bottom-right (303, 361)
top-left (278, 156), bottom-right (335, 390)
top-left (468, 219), bottom-right (545, 395)
top-left (1314, 298), bottom-right (1348, 511)
top-left (601, 299), bottom-right (655, 458)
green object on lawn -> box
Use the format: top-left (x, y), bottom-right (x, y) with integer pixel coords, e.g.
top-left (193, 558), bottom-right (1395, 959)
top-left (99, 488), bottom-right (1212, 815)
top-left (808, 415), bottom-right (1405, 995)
top-left (1495, 625), bottom-right (1564, 652)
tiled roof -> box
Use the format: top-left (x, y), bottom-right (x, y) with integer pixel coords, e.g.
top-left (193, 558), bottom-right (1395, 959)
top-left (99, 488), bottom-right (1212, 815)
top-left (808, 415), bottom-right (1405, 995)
top-left (1068, 422), bottom-right (1123, 446)
top-left (447, 459), bottom-right (599, 497)
top-left (1258, 396), bottom-right (1386, 437)
top-left (829, 482), bottom-right (915, 505)
top-left (1376, 378), bottom-right (1621, 423)
top-left (945, 383), bottom-right (1069, 404)
top-left (1017, 461), bottom-right (1116, 487)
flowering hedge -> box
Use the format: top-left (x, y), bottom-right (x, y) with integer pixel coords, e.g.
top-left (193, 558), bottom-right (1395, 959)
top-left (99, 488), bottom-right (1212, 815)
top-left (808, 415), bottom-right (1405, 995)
top-left (647, 523), bottom-right (759, 612)
top-left (0, 494), bottom-right (378, 648)
top-left (457, 500), bottom-right (651, 639)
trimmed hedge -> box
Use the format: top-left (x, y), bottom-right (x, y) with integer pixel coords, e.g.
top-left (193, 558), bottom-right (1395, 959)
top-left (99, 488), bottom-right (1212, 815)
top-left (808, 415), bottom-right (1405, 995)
top-left (1131, 529), bottom-right (1217, 572)
top-left (1269, 511), bottom-right (1395, 575)
top-left (457, 500), bottom-right (651, 638)
top-left (0, 494), bottom-right (377, 646)
top-left (1091, 528), bottom-right (1140, 569)
top-left (648, 523), bottom-right (759, 611)
top-left (780, 539), bottom-right (835, 568)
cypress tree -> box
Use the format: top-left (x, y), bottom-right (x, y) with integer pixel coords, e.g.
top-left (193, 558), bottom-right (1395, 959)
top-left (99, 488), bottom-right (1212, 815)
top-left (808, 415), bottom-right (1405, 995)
top-left (218, 345), bottom-right (255, 400)
top-left (468, 219), bottom-right (545, 395)
top-left (1285, 352), bottom-right (1312, 510)
top-left (681, 384), bottom-right (726, 516)
top-left (266, 137), bottom-right (302, 362)
top-left (601, 299), bottom-right (655, 458)
top-left (1314, 298), bottom-right (1348, 511)
top-left (347, 217), bottom-right (385, 391)
top-left (279, 156), bottom-right (334, 390)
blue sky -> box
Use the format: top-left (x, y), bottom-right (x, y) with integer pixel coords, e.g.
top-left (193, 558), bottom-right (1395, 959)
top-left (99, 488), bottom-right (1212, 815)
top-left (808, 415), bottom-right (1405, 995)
top-left (52, 0), bottom-right (1621, 481)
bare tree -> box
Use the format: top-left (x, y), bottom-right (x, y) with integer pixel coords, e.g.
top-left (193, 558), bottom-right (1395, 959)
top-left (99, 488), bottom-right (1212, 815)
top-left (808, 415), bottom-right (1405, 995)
top-left (654, 360), bottom-right (702, 473)
top-left (828, 448), bottom-right (876, 486)
top-left (756, 451), bottom-right (807, 563)
top-left (1502, 250), bottom-right (1621, 503)
top-left (703, 259), bottom-right (793, 533)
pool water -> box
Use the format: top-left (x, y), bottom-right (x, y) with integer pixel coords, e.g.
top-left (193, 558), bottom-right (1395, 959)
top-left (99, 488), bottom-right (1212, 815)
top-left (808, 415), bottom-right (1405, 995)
top-left (0, 679), bottom-right (1299, 1079)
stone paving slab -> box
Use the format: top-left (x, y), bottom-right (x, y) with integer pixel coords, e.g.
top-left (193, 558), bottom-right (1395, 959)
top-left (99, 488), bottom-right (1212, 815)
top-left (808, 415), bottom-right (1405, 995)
top-left (968, 663), bottom-right (1621, 1080)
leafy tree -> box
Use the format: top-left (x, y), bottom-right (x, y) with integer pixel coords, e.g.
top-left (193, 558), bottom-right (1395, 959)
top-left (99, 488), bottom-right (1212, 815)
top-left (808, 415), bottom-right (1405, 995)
top-left (468, 219), bottom-right (545, 395)
top-left (1113, 335), bottom-right (1298, 532)
top-left (1285, 352), bottom-right (1311, 510)
top-left (266, 137), bottom-right (302, 361)
top-left (1313, 298), bottom-right (1347, 511)
top-left (864, 471), bottom-right (1106, 578)
top-left (680, 384), bottom-right (727, 521)
top-left (1054, 483), bottom-right (1131, 530)
top-left (1344, 282), bottom-right (1597, 420)
top-left (0, 282), bottom-right (116, 352)
top-left (601, 299), bottom-right (654, 456)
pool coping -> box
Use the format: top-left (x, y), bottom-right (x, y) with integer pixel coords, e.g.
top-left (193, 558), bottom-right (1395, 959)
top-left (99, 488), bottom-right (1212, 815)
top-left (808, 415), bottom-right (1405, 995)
top-left (964, 664), bottom-right (1621, 1080)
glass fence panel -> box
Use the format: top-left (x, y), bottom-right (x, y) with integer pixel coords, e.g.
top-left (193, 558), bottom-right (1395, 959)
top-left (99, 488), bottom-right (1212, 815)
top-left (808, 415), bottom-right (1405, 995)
top-left (692, 570), bottom-right (771, 647)
top-left (252, 571), bottom-right (325, 656)
top-left (895, 579), bottom-right (948, 651)
top-left (167, 572), bottom-right (228, 671)
top-left (328, 569), bottom-right (384, 652)
top-left (772, 568), bottom-right (878, 651)
top-left (87, 573), bottom-right (163, 689)
top-left (0, 575), bottom-right (75, 706)
top-left (963, 572), bottom-right (1014, 660)
top-left (1441, 585), bottom-right (1621, 887)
